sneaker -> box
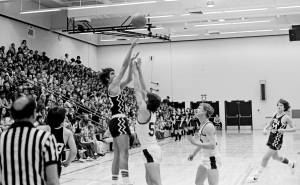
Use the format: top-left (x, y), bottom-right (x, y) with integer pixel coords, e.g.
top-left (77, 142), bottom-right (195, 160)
top-left (86, 157), bottom-right (94, 161)
top-left (79, 158), bottom-right (85, 163)
top-left (289, 162), bottom-right (296, 174)
top-left (247, 176), bottom-right (259, 183)
top-left (98, 153), bottom-right (105, 157)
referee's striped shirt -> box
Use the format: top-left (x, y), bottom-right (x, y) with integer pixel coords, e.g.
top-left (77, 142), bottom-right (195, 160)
top-left (0, 121), bottom-right (59, 185)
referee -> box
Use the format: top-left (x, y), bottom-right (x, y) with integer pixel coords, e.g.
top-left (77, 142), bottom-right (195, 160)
top-left (0, 96), bottom-right (60, 185)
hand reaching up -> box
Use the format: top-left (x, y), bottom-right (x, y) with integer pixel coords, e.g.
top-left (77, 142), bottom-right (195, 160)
top-left (131, 52), bottom-right (140, 61)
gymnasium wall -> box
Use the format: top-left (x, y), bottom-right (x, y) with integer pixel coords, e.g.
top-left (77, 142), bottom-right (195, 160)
top-left (98, 35), bottom-right (300, 129)
top-left (0, 15), bottom-right (99, 69)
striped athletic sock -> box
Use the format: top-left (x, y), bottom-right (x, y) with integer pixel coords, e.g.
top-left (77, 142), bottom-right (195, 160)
top-left (112, 174), bottom-right (118, 185)
top-left (120, 169), bottom-right (129, 184)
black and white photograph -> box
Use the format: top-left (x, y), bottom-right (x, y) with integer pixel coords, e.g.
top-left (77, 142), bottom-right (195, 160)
top-left (0, 0), bottom-right (300, 185)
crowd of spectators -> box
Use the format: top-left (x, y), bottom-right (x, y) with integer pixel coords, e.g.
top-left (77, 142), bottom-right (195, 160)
top-left (0, 40), bottom-right (174, 161)
top-left (0, 39), bottom-right (221, 162)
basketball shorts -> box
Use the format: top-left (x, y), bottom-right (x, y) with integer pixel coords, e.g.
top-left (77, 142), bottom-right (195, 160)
top-left (109, 116), bottom-right (131, 138)
top-left (200, 156), bottom-right (221, 170)
top-left (267, 140), bottom-right (283, 150)
top-left (266, 133), bottom-right (283, 150)
top-left (142, 144), bottom-right (162, 164)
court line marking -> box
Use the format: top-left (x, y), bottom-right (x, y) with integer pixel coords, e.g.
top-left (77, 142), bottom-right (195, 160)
top-left (60, 178), bottom-right (75, 184)
top-left (61, 139), bottom-right (173, 176)
top-left (232, 163), bottom-right (252, 185)
top-left (238, 164), bottom-right (254, 185)
top-left (86, 181), bottom-right (98, 185)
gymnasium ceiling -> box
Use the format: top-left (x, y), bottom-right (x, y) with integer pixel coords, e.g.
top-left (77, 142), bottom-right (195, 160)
top-left (16, 0), bottom-right (300, 45)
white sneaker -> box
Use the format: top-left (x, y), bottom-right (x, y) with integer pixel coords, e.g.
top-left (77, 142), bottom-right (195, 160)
top-left (86, 157), bottom-right (94, 161)
top-left (247, 176), bottom-right (259, 183)
top-left (79, 158), bottom-right (85, 163)
top-left (289, 162), bottom-right (296, 174)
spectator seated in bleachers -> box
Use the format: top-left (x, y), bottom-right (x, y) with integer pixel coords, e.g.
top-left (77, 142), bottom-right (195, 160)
top-left (35, 115), bottom-right (51, 132)
top-left (213, 114), bottom-right (222, 130)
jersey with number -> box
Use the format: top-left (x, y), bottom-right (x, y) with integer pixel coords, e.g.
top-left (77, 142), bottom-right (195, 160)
top-left (51, 127), bottom-right (65, 161)
top-left (267, 113), bottom-right (287, 150)
top-left (136, 113), bottom-right (157, 149)
top-left (199, 120), bottom-right (218, 158)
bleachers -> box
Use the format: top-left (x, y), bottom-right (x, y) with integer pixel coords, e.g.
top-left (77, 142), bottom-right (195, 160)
top-left (0, 40), bottom-right (173, 162)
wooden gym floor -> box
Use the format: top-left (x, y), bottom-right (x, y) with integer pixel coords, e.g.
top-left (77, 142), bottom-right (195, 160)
top-left (60, 130), bottom-right (300, 185)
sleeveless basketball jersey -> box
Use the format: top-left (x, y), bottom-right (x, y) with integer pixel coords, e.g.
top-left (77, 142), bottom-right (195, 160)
top-left (174, 114), bottom-right (181, 129)
top-left (109, 91), bottom-right (126, 116)
top-left (135, 113), bottom-right (158, 149)
top-left (51, 127), bottom-right (65, 161)
top-left (199, 120), bottom-right (218, 157)
top-left (267, 113), bottom-right (287, 150)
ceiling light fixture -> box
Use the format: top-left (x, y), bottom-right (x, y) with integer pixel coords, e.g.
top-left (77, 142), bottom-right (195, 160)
top-left (203, 8), bottom-right (268, 15)
top-left (20, 8), bottom-right (61, 14)
top-left (194, 20), bottom-right (271, 27)
top-left (146, 15), bottom-right (174, 19)
top-left (279, 28), bottom-right (289, 31)
top-left (221, 29), bottom-right (273, 34)
top-left (79, 32), bottom-right (94, 34)
top-left (277, 5), bottom-right (300, 9)
top-left (101, 39), bottom-right (118, 42)
top-left (203, 11), bottom-right (223, 14)
top-left (68, 1), bottom-right (157, 10)
top-left (171, 34), bottom-right (198, 38)
top-left (131, 27), bottom-right (165, 31)
top-left (224, 8), bottom-right (268, 13)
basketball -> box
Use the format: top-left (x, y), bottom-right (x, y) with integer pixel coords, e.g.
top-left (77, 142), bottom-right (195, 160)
top-left (131, 13), bottom-right (146, 29)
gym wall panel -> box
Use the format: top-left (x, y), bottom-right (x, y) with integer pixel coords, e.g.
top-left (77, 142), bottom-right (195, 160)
top-left (98, 35), bottom-right (300, 129)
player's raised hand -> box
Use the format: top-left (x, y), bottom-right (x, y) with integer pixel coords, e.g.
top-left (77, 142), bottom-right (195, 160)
top-left (136, 58), bottom-right (142, 68)
top-left (131, 52), bottom-right (140, 61)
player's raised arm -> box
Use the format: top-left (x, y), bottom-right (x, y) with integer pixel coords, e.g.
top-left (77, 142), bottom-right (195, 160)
top-left (133, 61), bottom-right (144, 107)
top-left (136, 58), bottom-right (147, 100)
top-left (109, 39), bottom-right (138, 93)
top-left (120, 52), bottom-right (140, 90)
